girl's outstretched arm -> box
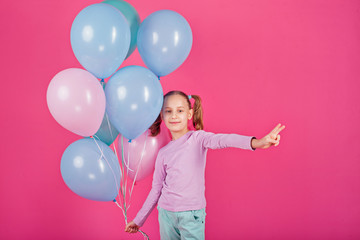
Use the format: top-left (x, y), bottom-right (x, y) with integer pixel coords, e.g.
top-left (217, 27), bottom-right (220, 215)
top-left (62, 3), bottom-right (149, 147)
top-left (197, 130), bottom-right (255, 150)
top-left (251, 123), bottom-right (285, 149)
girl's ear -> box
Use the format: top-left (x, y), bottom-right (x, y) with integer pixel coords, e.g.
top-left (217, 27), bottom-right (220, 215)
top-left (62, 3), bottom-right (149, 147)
top-left (188, 109), bottom-right (194, 120)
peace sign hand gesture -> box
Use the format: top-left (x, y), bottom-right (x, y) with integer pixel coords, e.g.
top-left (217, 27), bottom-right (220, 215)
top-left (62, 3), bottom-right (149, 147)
top-left (251, 123), bottom-right (286, 149)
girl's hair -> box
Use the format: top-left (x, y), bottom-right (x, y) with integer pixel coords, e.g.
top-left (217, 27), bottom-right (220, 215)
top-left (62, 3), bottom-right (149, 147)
top-left (149, 90), bottom-right (204, 136)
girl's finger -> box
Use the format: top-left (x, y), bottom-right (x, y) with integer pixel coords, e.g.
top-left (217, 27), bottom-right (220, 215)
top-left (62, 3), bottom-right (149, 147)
top-left (275, 125), bottom-right (285, 135)
top-left (270, 124), bottom-right (281, 134)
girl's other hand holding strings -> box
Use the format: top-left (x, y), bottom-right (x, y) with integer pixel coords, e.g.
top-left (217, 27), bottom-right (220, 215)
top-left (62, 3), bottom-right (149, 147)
top-left (125, 221), bottom-right (140, 233)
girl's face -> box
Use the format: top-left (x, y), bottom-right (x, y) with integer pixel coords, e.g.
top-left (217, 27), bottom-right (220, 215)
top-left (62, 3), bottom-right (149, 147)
top-left (161, 94), bottom-right (193, 134)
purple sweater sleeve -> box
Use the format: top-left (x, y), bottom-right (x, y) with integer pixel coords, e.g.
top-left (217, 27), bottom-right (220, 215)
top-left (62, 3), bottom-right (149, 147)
top-left (133, 152), bottom-right (165, 227)
top-left (196, 130), bottom-right (256, 151)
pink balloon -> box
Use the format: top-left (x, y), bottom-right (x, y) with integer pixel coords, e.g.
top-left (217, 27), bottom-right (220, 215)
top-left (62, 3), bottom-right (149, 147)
top-left (117, 128), bottom-right (170, 181)
top-left (47, 68), bottom-right (105, 137)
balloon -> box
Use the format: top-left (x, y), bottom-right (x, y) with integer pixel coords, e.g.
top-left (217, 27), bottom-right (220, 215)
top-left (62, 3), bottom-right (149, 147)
top-left (70, 3), bottom-right (131, 79)
top-left (93, 113), bottom-right (119, 145)
top-left (61, 138), bottom-right (121, 202)
top-left (102, 0), bottom-right (140, 59)
top-left (117, 128), bottom-right (170, 181)
top-left (93, 81), bottom-right (119, 145)
top-left (46, 68), bottom-right (105, 137)
top-left (137, 10), bottom-right (193, 77)
top-left (105, 66), bottom-right (163, 141)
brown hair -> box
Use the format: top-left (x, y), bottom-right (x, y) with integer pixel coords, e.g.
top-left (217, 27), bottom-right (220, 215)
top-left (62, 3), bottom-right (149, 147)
top-left (149, 90), bottom-right (204, 136)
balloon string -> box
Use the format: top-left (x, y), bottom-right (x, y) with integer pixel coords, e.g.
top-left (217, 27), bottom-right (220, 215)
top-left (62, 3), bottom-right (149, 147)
top-left (111, 136), bottom-right (129, 226)
top-left (101, 114), bottom-right (149, 239)
top-left (105, 112), bottom-right (115, 140)
top-left (120, 136), bottom-right (127, 208)
top-left (121, 136), bottom-right (130, 216)
top-left (129, 130), bottom-right (148, 201)
top-left (124, 136), bottom-right (133, 205)
top-left (105, 113), bottom-right (123, 207)
top-left (99, 78), bottom-right (124, 206)
top-left (96, 109), bottom-right (126, 220)
top-left (138, 230), bottom-right (150, 240)
top-left (100, 78), bottom-right (123, 206)
top-left (117, 133), bottom-right (134, 173)
top-left (100, 121), bottom-right (149, 239)
top-left (114, 202), bottom-right (150, 240)
top-left (91, 136), bottom-right (121, 204)
top-left (106, 112), bottom-right (125, 203)
top-left (113, 134), bottom-right (129, 228)
top-left (113, 200), bottom-right (126, 221)
top-left (124, 140), bottom-right (131, 213)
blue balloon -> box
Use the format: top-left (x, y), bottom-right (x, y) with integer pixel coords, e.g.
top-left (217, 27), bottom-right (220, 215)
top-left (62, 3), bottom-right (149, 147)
top-left (105, 66), bottom-right (163, 140)
top-left (70, 3), bottom-right (131, 79)
top-left (137, 10), bottom-right (193, 77)
top-left (102, 0), bottom-right (140, 59)
top-left (94, 112), bottom-right (119, 146)
top-left (94, 82), bottom-right (119, 145)
top-left (60, 138), bottom-right (121, 202)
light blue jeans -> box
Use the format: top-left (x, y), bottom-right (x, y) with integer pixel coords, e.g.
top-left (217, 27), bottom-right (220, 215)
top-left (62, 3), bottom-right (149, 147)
top-left (157, 206), bottom-right (206, 240)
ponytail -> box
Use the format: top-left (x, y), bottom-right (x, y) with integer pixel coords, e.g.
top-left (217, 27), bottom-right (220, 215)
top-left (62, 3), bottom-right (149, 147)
top-left (149, 91), bottom-right (204, 136)
top-left (149, 114), bottom-right (162, 136)
top-left (189, 94), bottom-right (204, 131)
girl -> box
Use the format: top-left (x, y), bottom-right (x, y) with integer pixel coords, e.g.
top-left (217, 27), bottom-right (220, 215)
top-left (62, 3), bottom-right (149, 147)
top-left (125, 90), bottom-right (285, 239)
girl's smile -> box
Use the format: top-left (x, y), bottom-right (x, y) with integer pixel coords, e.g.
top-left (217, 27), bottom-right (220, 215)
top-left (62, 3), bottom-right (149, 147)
top-left (161, 95), bottom-right (193, 140)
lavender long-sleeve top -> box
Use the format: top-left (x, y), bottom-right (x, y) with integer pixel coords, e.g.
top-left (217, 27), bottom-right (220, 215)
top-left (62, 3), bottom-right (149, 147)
top-left (133, 130), bottom-right (255, 226)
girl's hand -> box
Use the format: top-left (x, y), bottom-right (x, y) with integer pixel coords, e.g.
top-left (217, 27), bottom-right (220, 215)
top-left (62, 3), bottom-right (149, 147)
top-left (252, 123), bottom-right (285, 149)
top-left (125, 221), bottom-right (140, 233)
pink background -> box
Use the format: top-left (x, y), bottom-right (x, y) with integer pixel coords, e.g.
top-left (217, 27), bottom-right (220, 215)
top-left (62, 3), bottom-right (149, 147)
top-left (1, 0), bottom-right (359, 239)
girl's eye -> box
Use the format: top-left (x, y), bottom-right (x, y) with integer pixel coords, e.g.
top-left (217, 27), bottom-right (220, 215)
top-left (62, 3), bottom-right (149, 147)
top-left (178, 110), bottom-right (183, 112)
top-left (166, 110), bottom-right (171, 113)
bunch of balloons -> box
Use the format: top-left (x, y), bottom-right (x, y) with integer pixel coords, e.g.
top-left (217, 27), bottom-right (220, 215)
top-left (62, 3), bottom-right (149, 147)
top-left (46, 0), bottom-right (191, 222)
